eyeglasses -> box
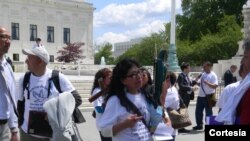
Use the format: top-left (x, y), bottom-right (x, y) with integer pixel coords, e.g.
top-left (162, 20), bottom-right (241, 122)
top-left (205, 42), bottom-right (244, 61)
top-left (126, 70), bottom-right (142, 79)
top-left (0, 34), bottom-right (11, 41)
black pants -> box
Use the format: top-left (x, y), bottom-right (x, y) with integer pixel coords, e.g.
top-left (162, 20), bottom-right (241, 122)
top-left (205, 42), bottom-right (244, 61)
top-left (99, 131), bottom-right (112, 141)
top-left (180, 93), bottom-right (191, 107)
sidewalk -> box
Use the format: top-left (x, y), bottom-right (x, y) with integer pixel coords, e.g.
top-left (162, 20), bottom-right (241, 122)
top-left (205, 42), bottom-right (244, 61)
top-left (77, 105), bottom-right (217, 141)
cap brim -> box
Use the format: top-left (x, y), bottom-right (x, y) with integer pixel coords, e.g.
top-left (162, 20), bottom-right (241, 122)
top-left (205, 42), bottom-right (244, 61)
top-left (22, 49), bottom-right (35, 56)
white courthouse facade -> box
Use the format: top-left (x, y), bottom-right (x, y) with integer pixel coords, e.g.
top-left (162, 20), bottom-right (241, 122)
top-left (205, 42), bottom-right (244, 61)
top-left (0, 0), bottom-right (94, 64)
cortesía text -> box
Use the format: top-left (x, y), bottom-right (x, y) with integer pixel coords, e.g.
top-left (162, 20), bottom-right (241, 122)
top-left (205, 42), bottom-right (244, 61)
top-left (209, 129), bottom-right (246, 136)
top-left (205, 125), bottom-right (250, 140)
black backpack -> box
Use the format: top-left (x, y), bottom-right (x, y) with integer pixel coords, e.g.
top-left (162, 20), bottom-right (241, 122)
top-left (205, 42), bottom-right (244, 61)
top-left (17, 70), bottom-right (85, 127)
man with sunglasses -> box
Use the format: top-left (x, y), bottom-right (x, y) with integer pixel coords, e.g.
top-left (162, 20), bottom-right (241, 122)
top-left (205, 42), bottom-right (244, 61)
top-left (0, 26), bottom-right (19, 141)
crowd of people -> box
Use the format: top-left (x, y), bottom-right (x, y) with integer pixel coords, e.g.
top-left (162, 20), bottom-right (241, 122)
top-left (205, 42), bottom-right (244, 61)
top-left (1, 24), bottom-right (250, 141)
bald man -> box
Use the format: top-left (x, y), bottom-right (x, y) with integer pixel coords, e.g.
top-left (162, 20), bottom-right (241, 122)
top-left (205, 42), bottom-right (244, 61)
top-left (0, 26), bottom-right (19, 141)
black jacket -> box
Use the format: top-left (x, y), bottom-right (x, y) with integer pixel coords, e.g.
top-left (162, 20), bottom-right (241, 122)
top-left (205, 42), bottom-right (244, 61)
top-left (177, 73), bottom-right (196, 100)
top-left (223, 70), bottom-right (235, 86)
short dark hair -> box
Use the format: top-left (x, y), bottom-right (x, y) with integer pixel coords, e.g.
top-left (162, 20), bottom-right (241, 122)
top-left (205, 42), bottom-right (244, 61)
top-left (203, 61), bottom-right (212, 66)
top-left (36, 38), bottom-right (41, 41)
top-left (180, 62), bottom-right (190, 71)
top-left (243, 39), bottom-right (250, 51)
top-left (230, 65), bottom-right (237, 69)
top-left (166, 71), bottom-right (177, 86)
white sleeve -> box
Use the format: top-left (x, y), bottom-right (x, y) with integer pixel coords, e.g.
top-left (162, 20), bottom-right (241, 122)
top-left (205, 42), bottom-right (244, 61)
top-left (17, 76), bottom-right (24, 101)
top-left (92, 88), bottom-right (102, 107)
top-left (165, 88), bottom-right (179, 110)
top-left (97, 96), bottom-right (120, 137)
top-left (8, 103), bottom-right (18, 129)
top-left (58, 73), bottom-right (75, 92)
top-left (212, 72), bottom-right (218, 85)
top-left (216, 87), bottom-right (227, 108)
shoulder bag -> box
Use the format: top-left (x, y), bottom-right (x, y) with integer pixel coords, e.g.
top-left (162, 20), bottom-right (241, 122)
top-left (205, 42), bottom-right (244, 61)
top-left (200, 76), bottom-right (217, 108)
top-left (167, 96), bottom-right (192, 129)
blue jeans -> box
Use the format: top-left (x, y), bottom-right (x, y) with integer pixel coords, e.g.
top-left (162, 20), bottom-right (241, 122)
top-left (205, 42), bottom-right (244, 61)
top-left (195, 97), bottom-right (213, 126)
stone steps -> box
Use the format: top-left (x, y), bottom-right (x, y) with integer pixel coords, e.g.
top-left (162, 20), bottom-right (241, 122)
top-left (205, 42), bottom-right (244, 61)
top-left (71, 80), bottom-right (94, 111)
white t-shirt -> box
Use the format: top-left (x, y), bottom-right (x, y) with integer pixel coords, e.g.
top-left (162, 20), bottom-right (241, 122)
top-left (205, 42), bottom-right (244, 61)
top-left (198, 71), bottom-right (218, 97)
top-left (18, 68), bottom-right (75, 136)
top-left (98, 92), bottom-right (159, 141)
top-left (164, 86), bottom-right (180, 110)
top-left (217, 81), bottom-right (240, 109)
top-left (92, 87), bottom-right (104, 130)
top-left (92, 87), bottom-right (103, 107)
top-left (164, 86), bottom-right (179, 136)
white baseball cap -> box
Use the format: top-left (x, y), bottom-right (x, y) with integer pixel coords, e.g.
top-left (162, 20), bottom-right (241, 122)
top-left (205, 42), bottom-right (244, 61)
top-left (22, 47), bottom-right (50, 64)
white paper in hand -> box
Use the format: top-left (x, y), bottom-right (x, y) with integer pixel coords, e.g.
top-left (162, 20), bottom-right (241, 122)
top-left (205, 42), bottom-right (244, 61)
top-left (153, 121), bottom-right (173, 141)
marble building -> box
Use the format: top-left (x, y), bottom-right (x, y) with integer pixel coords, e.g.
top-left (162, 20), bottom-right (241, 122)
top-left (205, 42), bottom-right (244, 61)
top-left (0, 0), bottom-right (94, 64)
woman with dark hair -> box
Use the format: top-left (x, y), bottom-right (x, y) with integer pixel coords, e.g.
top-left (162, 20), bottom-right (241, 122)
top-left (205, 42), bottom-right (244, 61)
top-left (91, 68), bottom-right (112, 141)
top-left (140, 67), bottom-right (157, 108)
top-left (97, 58), bottom-right (167, 141)
top-left (161, 71), bottom-right (180, 141)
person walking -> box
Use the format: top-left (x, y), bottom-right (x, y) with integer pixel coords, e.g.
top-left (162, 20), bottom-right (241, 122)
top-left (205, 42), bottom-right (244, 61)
top-left (0, 26), bottom-right (19, 141)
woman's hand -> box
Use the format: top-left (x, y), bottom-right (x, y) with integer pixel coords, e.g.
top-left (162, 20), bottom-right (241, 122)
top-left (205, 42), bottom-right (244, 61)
top-left (163, 117), bottom-right (172, 127)
top-left (123, 114), bottom-right (143, 128)
top-left (113, 114), bottom-right (143, 136)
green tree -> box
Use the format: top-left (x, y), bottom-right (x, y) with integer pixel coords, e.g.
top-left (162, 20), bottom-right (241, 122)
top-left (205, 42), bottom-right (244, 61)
top-left (94, 42), bottom-right (114, 64)
top-left (177, 0), bottom-right (246, 42)
top-left (56, 42), bottom-right (84, 63)
top-left (115, 31), bottom-right (168, 66)
top-left (177, 15), bottom-right (242, 65)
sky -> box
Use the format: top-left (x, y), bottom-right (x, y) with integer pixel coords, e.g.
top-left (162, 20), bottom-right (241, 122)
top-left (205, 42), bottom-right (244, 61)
top-left (90, 0), bottom-right (182, 46)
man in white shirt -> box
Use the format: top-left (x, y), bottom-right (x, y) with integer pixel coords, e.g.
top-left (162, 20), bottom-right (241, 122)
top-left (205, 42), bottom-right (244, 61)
top-left (32, 38), bottom-right (43, 48)
top-left (17, 47), bottom-right (82, 141)
top-left (0, 26), bottom-right (19, 141)
top-left (193, 61), bottom-right (218, 130)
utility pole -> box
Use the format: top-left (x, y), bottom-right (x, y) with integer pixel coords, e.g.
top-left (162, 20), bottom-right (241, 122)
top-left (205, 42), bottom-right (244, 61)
top-left (167, 0), bottom-right (180, 72)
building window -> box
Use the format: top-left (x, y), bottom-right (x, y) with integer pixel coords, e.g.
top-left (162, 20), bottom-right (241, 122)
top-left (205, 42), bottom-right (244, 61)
top-left (49, 55), bottom-right (54, 62)
top-left (13, 54), bottom-right (19, 61)
top-left (30, 24), bottom-right (37, 41)
top-left (11, 23), bottom-right (19, 40)
top-left (47, 26), bottom-right (54, 43)
top-left (63, 28), bottom-right (70, 44)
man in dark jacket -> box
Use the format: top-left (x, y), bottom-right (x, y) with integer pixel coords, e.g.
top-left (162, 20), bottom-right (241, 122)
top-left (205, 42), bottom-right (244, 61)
top-left (177, 62), bottom-right (197, 133)
top-left (223, 65), bottom-right (237, 87)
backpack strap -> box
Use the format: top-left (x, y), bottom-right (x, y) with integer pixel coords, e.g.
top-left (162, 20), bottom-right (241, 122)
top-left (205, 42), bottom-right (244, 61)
top-left (124, 96), bottom-right (149, 131)
top-left (50, 70), bottom-right (62, 93)
top-left (18, 71), bottom-right (31, 126)
top-left (23, 71), bottom-right (32, 99)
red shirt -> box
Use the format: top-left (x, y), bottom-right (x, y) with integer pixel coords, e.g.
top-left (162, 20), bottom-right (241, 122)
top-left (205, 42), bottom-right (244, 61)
top-left (237, 88), bottom-right (250, 124)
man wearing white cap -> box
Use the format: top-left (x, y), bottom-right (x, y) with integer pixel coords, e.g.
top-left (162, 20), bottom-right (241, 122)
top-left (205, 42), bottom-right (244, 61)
top-left (17, 47), bottom-right (82, 141)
